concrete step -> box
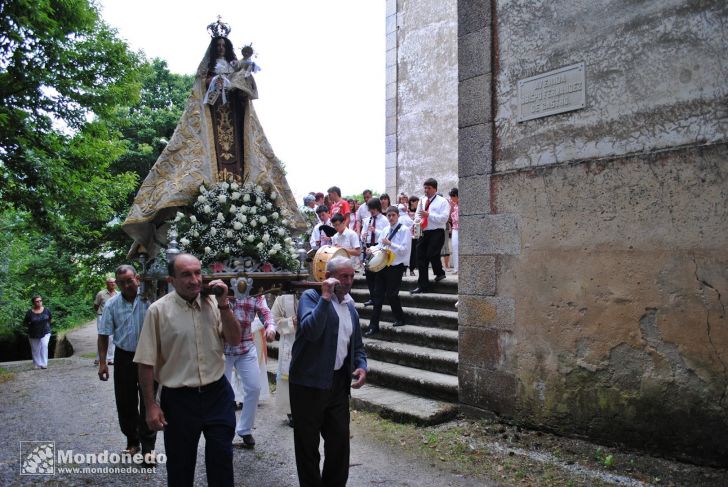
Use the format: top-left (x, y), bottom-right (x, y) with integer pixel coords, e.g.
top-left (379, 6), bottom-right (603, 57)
top-left (353, 273), bottom-right (458, 295)
top-left (365, 358), bottom-right (458, 402)
top-left (267, 321), bottom-right (458, 359)
top-left (349, 288), bottom-right (458, 312)
top-left (359, 318), bottom-right (458, 352)
top-left (265, 357), bottom-right (458, 425)
top-left (355, 303), bottom-right (458, 330)
top-left (350, 383), bottom-right (459, 425)
top-left (265, 347), bottom-right (458, 402)
top-left (363, 338), bottom-right (458, 375)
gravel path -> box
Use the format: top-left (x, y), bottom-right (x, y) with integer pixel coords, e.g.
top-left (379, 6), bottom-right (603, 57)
top-left (0, 322), bottom-right (486, 486)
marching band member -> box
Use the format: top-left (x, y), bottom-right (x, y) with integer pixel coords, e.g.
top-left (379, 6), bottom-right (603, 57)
top-left (309, 205), bottom-right (333, 250)
top-left (364, 206), bottom-right (411, 337)
top-left (331, 213), bottom-right (361, 268)
top-left (411, 178), bottom-right (450, 294)
top-left (361, 198), bottom-right (388, 304)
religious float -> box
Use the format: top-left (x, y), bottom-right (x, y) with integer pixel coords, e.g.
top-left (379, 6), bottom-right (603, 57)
top-left (121, 18), bottom-right (323, 297)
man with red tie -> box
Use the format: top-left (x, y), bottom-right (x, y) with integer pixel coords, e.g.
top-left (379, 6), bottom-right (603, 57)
top-left (411, 178), bottom-right (450, 294)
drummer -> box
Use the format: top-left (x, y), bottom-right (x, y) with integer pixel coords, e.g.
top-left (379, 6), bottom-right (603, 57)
top-left (309, 205), bottom-right (333, 250)
top-left (361, 198), bottom-right (388, 304)
top-left (364, 205), bottom-right (411, 337)
top-left (331, 213), bottom-right (361, 269)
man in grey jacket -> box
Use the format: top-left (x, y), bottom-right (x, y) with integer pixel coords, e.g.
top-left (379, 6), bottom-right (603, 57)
top-left (289, 256), bottom-right (368, 487)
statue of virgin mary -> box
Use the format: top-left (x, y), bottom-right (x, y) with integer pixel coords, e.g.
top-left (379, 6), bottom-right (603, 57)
top-left (122, 18), bottom-right (304, 258)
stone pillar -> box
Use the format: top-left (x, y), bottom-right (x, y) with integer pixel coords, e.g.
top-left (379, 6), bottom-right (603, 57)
top-left (385, 0), bottom-right (398, 196)
top-left (457, 0), bottom-right (520, 415)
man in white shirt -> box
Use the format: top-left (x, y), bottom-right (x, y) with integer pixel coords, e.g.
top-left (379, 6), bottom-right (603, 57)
top-left (364, 206), bottom-right (411, 336)
top-left (361, 197), bottom-right (388, 304)
top-left (331, 213), bottom-right (361, 268)
top-left (412, 178), bottom-right (450, 294)
top-left (309, 205), bottom-right (333, 250)
top-left (355, 189), bottom-right (373, 234)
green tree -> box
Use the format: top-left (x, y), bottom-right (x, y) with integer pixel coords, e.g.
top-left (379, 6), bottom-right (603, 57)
top-left (109, 58), bottom-right (193, 189)
top-left (0, 0), bottom-right (141, 251)
top-left (99, 59), bottom-right (194, 260)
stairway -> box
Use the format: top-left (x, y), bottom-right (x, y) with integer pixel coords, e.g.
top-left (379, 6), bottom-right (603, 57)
top-left (266, 270), bottom-right (460, 425)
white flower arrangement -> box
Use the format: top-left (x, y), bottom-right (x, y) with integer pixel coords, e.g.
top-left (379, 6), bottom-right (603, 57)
top-left (168, 179), bottom-right (299, 270)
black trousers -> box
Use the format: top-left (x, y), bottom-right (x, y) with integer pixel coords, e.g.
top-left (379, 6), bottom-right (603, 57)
top-left (113, 348), bottom-right (157, 452)
top-left (161, 375), bottom-right (236, 487)
top-left (409, 237), bottom-right (419, 270)
top-left (417, 228), bottom-right (445, 289)
top-left (290, 367), bottom-right (351, 487)
top-left (369, 264), bottom-right (405, 331)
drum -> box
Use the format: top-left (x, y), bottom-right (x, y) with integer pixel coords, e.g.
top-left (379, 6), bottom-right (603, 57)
top-left (365, 248), bottom-right (394, 272)
top-left (312, 246), bottom-right (349, 281)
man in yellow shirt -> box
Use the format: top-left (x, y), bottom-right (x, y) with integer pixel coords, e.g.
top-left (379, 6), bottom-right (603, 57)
top-left (134, 253), bottom-right (242, 487)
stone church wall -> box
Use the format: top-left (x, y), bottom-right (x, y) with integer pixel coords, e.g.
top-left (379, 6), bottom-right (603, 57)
top-left (385, 0), bottom-right (458, 198)
top-left (457, 0), bottom-right (728, 465)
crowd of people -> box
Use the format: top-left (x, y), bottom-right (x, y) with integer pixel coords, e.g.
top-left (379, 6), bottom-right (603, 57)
top-left (86, 254), bottom-right (366, 486)
top-left (303, 179), bottom-right (459, 336)
top-left (25, 177), bottom-right (457, 486)
top-left (304, 180), bottom-right (460, 278)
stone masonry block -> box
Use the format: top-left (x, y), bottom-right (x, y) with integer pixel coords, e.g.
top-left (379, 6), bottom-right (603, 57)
top-left (459, 27), bottom-right (491, 82)
top-left (459, 123), bottom-right (492, 177)
top-left (385, 134), bottom-right (396, 154)
top-left (460, 175), bottom-right (490, 217)
top-left (459, 327), bottom-right (513, 369)
top-left (386, 81), bottom-right (396, 100)
top-left (386, 65), bottom-right (397, 84)
top-left (460, 214), bottom-right (520, 255)
top-left (386, 31), bottom-right (396, 51)
top-left (385, 116), bottom-right (397, 137)
top-left (386, 0), bottom-right (396, 17)
top-left (458, 255), bottom-right (496, 295)
top-left (386, 14), bottom-right (397, 34)
top-left (459, 295), bottom-right (515, 330)
top-left (385, 151), bottom-right (396, 168)
top-left (386, 47), bottom-right (397, 68)
top-left (385, 97), bottom-right (396, 119)
top-left (459, 364), bottom-right (517, 414)
top-left (459, 74), bottom-right (491, 128)
top-left (385, 167), bottom-right (396, 189)
top-left (458, 0), bottom-right (490, 37)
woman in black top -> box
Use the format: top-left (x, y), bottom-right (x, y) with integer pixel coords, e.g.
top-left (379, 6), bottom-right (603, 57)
top-left (24, 295), bottom-right (52, 369)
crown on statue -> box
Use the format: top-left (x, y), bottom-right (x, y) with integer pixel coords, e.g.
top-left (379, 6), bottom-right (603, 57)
top-left (207, 16), bottom-right (231, 38)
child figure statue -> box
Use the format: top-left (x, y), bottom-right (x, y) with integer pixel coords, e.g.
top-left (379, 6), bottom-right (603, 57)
top-left (239, 44), bottom-right (261, 78)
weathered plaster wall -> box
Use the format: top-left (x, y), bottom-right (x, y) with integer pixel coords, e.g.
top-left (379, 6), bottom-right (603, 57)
top-left (389, 0), bottom-right (458, 197)
top-left (457, 0), bottom-right (728, 465)
top-left (495, 0), bottom-right (728, 172)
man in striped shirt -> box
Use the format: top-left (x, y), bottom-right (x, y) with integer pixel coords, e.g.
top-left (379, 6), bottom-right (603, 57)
top-left (97, 264), bottom-right (157, 462)
top-left (223, 294), bottom-right (277, 448)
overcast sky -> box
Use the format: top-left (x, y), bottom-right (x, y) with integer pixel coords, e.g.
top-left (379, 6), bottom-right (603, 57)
top-left (99, 0), bottom-right (386, 202)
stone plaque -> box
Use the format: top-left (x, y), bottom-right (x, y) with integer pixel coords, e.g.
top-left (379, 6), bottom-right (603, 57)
top-left (517, 62), bottom-right (585, 122)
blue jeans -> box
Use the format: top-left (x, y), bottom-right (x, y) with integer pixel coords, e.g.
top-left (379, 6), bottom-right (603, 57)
top-left (224, 344), bottom-right (261, 436)
top-left (160, 376), bottom-right (235, 487)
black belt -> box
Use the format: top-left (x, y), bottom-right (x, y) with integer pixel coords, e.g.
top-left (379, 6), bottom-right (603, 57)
top-left (168, 375), bottom-right (226, 393)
